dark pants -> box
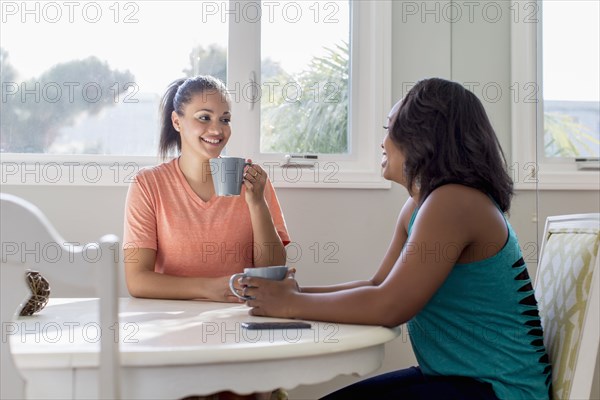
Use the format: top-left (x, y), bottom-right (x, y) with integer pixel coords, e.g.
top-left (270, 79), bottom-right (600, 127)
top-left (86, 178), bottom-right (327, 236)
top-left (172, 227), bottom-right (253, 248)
top-left (320, 366), bottom-right (499, 400)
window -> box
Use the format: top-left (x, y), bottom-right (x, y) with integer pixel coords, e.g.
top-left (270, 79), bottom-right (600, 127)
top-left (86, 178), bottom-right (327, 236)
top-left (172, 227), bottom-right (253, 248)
top-left (0, 0), bottom-right (391, 188)
top-left (260, 2), bottom-right (349, 155)
top-left (511, 0), bottom-right (600, 190)
top-left (1, 1), bottom-right (227, 156)
top-left (540, 1), bottom-right (599, 160)
top-left (226, 0), bottom-right (391, 188)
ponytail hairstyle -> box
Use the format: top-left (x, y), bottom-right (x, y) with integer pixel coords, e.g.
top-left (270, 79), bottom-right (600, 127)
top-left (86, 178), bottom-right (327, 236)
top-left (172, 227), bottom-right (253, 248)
top-left (158, 75), bottom-right (230, 159)
top-left (389, 78), bottom-right (514, 212)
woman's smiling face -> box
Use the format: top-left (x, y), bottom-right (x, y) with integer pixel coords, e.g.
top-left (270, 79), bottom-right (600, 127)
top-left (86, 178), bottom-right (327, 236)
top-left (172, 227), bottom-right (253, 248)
top-left (381, 99), bottom-right (408, 186)
top-left (171, 90), bottom-right (231, 160)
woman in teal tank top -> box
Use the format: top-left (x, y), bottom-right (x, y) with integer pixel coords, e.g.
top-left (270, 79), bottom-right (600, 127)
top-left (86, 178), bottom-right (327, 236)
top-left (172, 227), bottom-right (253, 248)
top-left (240, 78), bottom-right (551, 399)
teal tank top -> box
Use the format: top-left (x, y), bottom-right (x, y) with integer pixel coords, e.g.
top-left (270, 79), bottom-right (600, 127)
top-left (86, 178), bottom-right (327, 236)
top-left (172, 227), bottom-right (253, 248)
top-left (406, 207), bottom-right (552, 399)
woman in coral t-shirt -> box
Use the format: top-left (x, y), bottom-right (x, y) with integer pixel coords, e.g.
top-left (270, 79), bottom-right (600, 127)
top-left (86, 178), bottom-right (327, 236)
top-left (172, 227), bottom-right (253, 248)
top-left (123, 75), bottom-right (290, 302)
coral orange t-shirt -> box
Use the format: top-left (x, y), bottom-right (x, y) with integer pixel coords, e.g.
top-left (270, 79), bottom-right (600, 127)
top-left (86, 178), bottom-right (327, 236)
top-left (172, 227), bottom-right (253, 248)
top-left (123, 158), bottom-right (290, 278)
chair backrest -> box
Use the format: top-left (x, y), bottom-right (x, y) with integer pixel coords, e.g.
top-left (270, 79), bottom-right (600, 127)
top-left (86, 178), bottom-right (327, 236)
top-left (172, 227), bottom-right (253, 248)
top-left (534, 213), bottom-right (600, 400)
top-left (0, 193), bottom-right (120, 399)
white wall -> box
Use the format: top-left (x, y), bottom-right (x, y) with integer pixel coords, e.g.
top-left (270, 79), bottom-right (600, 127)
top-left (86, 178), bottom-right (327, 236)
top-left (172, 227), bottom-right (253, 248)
top-left (2, 1), bottom-right (599, 399)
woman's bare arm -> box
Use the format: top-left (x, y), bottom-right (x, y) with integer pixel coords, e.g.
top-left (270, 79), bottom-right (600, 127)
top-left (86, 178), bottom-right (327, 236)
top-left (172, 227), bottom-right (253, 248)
top-left (245, 186), bottom-right (489, 326)
top-left (124, 247), bottom-right (241, 302)
top-left (244, 164), bottom-right (287, 267)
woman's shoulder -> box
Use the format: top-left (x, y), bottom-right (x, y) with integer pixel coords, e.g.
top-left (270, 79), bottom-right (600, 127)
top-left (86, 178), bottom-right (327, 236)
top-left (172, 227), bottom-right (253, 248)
top-left (427, 183), bottom-right (490, 206)
top-left (420, 184), bottom-right (498, 224)
top-left (398, 196), bottom-right (419, 232)
top-left (134, 159), bottom-right (177, 183)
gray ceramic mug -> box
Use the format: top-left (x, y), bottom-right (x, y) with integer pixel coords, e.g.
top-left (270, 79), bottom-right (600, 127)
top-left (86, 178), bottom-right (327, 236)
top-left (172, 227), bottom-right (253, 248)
top-left (229, 266), bottom-right (289, 300)
top-left (209, 157), bottom-right (251, 196)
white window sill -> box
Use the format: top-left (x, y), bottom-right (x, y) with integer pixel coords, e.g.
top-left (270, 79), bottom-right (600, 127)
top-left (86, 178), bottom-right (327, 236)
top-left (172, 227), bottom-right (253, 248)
top-left (0, 154), bottom-right (154, 186)
top-left (513, 168), bottom-right (600, 191)
top-left (263, 165), bottom-right (391, 189)
top-left (5, 154), bottom-right (597, 191)
top-left (0, 155), bottom-right (391, 189)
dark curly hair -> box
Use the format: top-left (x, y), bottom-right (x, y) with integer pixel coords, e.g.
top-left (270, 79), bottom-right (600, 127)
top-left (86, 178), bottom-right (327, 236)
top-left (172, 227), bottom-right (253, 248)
top-left (389, 78), bottom-right (514, 212)
top-left (158, 75), bottom-right (230, 159)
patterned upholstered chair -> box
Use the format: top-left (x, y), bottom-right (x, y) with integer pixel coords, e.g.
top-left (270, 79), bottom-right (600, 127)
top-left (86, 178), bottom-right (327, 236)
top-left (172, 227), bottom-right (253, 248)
top-left (535, 213), bottom-right (600, 400)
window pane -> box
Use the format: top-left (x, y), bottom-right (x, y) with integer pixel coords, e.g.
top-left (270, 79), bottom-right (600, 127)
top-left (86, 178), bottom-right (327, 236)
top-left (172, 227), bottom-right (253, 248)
top-left (542, 0), bottom-right (600, 158)
top-left (0, 1), bottom-right (227, 155)
top-left (260, 1), bottom-right (350, 154)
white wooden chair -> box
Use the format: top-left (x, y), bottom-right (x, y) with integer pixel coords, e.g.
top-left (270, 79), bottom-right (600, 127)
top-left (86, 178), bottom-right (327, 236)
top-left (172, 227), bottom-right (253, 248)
top-left (534, 213), bottom-right (600, 400)
top-left (0, 193), bottom-right (120, 399)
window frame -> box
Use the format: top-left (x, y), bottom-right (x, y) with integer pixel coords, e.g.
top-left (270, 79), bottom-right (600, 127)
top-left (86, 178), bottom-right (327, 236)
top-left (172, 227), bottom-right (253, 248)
top-left (1, 0), bottom-right (392, 189)
top-left (510, 0), bottom-right (600, 191)
top-left (226, 0), bottom-right (392, 189)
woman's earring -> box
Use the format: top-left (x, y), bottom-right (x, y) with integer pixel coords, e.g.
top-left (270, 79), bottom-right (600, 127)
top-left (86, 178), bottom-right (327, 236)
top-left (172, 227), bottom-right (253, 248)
top-left (414, 176), bottom-right (422, 190)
